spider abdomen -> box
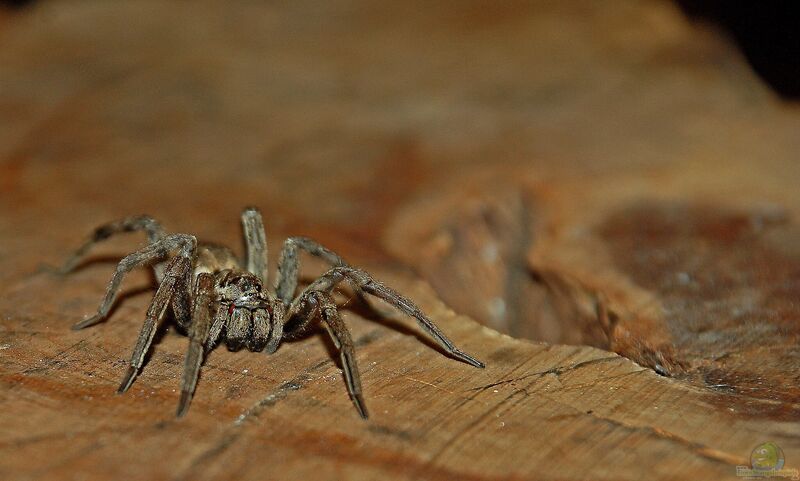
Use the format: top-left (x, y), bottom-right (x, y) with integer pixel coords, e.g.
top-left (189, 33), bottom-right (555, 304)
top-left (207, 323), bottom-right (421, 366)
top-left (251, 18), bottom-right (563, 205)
top-left (192, 243), bottom-right (241, 280)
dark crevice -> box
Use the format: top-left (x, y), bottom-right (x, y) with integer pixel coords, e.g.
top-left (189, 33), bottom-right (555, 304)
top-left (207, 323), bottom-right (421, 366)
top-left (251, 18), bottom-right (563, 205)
top-left (676, 0), bottom-right (800, 99)
top-left (1, 0), bottom-right (34, 9)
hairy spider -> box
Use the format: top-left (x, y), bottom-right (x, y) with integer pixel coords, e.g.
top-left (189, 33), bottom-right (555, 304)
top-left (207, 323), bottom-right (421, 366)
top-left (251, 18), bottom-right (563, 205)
top-left (60, 207), bottom-right (484, 419)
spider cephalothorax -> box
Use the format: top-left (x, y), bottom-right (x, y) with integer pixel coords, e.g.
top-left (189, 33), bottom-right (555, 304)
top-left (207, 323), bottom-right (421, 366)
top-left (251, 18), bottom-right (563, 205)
top-left (210, 270), bottom-right (282, 352)
top-left (60, 207), bottom-right (484, 419)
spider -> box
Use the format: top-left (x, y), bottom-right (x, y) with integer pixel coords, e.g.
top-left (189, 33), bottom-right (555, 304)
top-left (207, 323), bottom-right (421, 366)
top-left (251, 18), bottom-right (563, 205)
top-left (59, 207), bottom-right (484, 419)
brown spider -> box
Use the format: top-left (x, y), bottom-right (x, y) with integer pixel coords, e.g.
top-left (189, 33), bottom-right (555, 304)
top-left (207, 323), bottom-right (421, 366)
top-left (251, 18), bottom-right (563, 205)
top-left (60, 207), bottom-right (484, 419)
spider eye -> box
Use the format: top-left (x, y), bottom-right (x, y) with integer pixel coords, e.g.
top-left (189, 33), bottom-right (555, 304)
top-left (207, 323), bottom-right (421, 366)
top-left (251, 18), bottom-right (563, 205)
top-left (236, 276), bottom-right (261, 292)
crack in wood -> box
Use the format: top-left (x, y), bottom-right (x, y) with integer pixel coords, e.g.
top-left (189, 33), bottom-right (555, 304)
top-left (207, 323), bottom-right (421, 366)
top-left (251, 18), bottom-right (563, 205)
top-left (466, 355), bottom-right (621, 392)
top-left (534, 389), bottom-right (750, 467)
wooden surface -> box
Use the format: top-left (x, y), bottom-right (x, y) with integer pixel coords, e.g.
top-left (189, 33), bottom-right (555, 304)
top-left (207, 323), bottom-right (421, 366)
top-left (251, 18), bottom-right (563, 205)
top-left (1, 1), bottom-right (799, 480)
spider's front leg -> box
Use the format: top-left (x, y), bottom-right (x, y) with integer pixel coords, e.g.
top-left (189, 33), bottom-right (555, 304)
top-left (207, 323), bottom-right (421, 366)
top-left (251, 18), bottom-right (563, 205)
top-left (71, 234), bottom-right (196, 330)
top-left (114, 236), bottom-right (197, 393)
top-left (176, 273), bottom-right (215, 417)
top-left (66, 233), bottom-right (196, 395)
top-left (116, 255), bottom-right (191, 393)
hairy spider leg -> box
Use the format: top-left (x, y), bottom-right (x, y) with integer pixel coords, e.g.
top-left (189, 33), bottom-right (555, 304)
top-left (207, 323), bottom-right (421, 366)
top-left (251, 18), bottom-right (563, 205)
top-left (289, 266), bottom-right (485, 369)
top-left (275, 236), bottom-right (376, 312)
top-left (241, 207), bottom-right (269, 284)
top-left (240, 207), bottom-right (286, 353)
top-left (118, 253), bottom-right (194, 394)
top-left (59, 215), bottom-right (167, 279)
top-left (177, 272), bottom-right (214, 417)
top-left (281, 265), bottom-right (484, 417)
top-left (71, 234), bottom-right (197, 330)
top-left (265, 301), bottom-right (285, 354)
top-left (281, 290), bottom-right (367, 417)
top-left (314, 291), bottom-right (367, 418)
top-left (170, 257), bottom-right (194, 331)
top-left (206, 303), bottom-right (229, 353)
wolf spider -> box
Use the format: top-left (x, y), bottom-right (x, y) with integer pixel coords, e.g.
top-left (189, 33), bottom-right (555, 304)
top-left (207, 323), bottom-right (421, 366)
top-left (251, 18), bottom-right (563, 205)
top-left (60, 207), bottom-right (484, 419)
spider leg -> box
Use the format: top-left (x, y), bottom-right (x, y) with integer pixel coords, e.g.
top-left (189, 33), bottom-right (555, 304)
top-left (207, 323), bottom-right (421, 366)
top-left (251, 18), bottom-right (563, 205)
top-left (118, 253), bottom-right (194, 394)
top-left (239, 207), bottom-right (285, 352)
top-left (72, 234), bottom-right (197, 330)
top-left (59, 215), bottom-right (167, 278)
top-left (241, 207), bottom-right (269, 284)
top-left (290, 267), bottom-right (485, 369)
top-left (176, 273), bottom-right (215, 417)
top-left (170, 261), bottom-right (193, 331)
top-left (264, 301), bottom-right (285, 354)
top-left (313, 291), bottom-right (368, 418)
top-left (275, 236), bottom-right (373, 309)
top-left (205, 303), bottom-right (228, 353)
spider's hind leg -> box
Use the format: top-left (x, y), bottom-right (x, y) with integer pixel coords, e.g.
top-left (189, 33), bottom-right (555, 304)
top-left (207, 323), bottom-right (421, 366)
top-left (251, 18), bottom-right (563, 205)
top-left (275, 236), bottom-right (374, 311)
top-left (59, 215), bottom-right (166, 276)
top-left (72, 234), bottom-right (196, 330)
top-left (294, 267), bottom-right (485, 369)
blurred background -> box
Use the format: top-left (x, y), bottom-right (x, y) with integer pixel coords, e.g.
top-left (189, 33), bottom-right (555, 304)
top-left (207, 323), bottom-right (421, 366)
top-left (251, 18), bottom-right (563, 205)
top-left (5, 1), bottom-right (800, 98)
